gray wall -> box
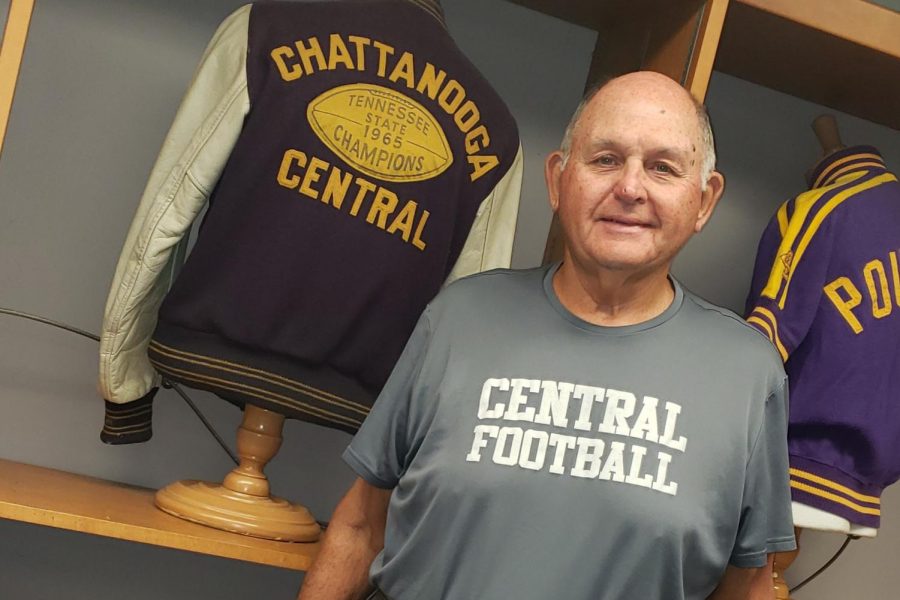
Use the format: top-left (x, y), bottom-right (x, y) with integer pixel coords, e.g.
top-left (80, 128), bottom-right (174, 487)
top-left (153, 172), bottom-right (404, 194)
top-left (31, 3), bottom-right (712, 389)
top-left (0, 0), bottom-right (593, 598)
top-left (2, 1), bottom-right (899, 599)
top-left (871, 0), bottom-right (900, 13)
top-left (1, 2), bottom-right (10, 48)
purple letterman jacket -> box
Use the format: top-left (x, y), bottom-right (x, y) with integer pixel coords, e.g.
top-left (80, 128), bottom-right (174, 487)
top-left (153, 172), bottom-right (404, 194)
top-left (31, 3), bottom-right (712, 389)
top-left (745, 146), bottom-right (900, 527)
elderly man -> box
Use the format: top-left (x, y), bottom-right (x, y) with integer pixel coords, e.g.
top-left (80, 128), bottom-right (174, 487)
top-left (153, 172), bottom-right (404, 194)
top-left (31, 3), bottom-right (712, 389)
top-left (298, 71), bottom-right (795, 600)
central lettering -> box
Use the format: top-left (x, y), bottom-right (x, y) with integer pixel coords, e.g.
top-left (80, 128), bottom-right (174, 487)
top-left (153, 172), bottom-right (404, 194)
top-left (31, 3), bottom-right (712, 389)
top-left (467, 378), bottom-right (687, 496)
top-left (277, 148), bottom-right (428, 250)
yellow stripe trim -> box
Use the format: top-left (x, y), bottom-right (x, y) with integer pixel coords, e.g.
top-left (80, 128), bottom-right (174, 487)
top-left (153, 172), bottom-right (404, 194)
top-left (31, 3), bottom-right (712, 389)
top-left (760, 183), bottom-right (843, 300)
top-left (791, 481), bottom-right (881, 516)
top-left (746, 315), bottom-right (773, 341)
top-left (105, 407), bottom-right (153, 421)
top-left (776, 203), bottom-right (789, 237)
top-left (778, 174), bottom-right (897, 308)
top-left (790, 468), bottom-right (881, 504)
top-left (746, 315), bottom-right (789, 362)
top-left (149, 340), bottom-right (370, 416)
top-left (151, 361), bottom-right (364, 428)
top-left (761, 170), bottom-right (872, 301)
top-left (814, 153), bottom-right (883, 188)
top-left (747, 315), bottom-right (788, 362)
top-left (823, 162), bottom-right (887, 186)
top-left (751, 307), bottom-right (788, 360)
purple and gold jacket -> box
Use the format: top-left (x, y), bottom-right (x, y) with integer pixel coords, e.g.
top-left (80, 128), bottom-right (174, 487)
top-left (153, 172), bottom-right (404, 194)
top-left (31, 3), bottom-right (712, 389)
top-left (746, 146), bottom-right (900, 528)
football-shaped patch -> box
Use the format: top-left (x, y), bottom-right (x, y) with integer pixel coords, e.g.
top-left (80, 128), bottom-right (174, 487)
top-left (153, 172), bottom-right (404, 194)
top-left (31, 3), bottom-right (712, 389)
top-left (308, 83), bottom-right (453, 183)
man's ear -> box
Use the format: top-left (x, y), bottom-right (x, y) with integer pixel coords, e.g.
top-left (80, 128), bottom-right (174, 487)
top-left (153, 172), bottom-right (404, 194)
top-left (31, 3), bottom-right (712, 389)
top-left (695, 170), bottom-right (725, 233)
top-left (545, 151), bottom-right (566, 213)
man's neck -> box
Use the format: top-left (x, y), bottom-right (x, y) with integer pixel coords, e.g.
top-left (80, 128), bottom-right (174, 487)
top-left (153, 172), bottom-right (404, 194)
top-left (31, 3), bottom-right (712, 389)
top-left (552, 259), bottom-right (675, 327)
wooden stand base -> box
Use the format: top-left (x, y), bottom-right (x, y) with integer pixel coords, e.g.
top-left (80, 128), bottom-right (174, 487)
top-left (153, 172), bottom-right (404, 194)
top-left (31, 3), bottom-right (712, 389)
top-left (155, 404), bottom-right (320, 543)
top-left (155, 479), bottom-right (319, 542)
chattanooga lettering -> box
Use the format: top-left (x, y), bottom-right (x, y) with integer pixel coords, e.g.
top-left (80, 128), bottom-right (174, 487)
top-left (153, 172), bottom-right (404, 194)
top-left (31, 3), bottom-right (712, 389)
top-left (465, 378), bottom-right (688, 496)
top-left (278, 148), bottom-right (429, 250)
top-left (270, 33), bottom-right (500, 182)
top-left (308, 84), bottom-right (452, 183)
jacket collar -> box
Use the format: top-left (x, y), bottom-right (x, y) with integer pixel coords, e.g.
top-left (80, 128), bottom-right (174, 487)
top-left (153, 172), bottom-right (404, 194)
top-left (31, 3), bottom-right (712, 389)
top-left (403, 0), bottom-right (445, 26)
top-left (808, 145), bottom-right (887, 189)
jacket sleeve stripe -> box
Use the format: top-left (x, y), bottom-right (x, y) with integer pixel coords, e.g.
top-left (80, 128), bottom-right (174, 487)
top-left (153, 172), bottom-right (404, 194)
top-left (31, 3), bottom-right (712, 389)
top-left (790, 467), bottom-right (881, 504)
top-left (791, 481), bottom-right (881, 516)
top-left (748, 308), bottom-right (788, 361)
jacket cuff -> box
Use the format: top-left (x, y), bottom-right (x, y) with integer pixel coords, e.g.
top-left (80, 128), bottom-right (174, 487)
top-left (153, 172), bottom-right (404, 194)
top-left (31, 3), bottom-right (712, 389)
top-left (100, 388), bottom-right (157, 444)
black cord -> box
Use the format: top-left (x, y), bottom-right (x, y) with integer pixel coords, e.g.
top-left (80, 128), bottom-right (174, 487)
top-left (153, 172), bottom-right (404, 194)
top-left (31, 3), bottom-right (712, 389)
top-left (163, 379), bottom-right (239, 465)
top-left (0, 307), bottom-right (100, 342)
top-left (1, 306), bottom-right (238, 465)
top-left (789, 534), bottom-right (855, 594)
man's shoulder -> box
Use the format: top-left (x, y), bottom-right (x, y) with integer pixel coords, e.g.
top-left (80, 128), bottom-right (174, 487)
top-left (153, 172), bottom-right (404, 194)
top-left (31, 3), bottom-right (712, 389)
top-left (679, 287), bottom-right (784, 367)
top-left (446, 265), bottom-right (544, 292)
top-left (431, 266), bottom-right (546, 314)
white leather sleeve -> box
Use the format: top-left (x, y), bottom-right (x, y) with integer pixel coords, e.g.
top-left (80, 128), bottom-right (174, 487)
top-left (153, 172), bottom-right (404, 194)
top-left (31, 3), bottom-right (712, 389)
top-left (98, 5), bottom-right (252, 403)
top-left (445, 143), bottom-right (523, 284)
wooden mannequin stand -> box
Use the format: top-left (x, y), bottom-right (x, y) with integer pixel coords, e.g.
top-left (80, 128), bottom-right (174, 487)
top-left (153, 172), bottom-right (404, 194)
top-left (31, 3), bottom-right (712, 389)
top-left (812, 114), bottom-right (845, 156)
top-left (155, 405), bottom-right (321, 542)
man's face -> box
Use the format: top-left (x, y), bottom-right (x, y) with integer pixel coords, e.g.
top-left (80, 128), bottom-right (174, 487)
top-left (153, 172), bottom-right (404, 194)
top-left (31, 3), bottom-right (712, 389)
top-left (546, 75), bottom-right (723, 278)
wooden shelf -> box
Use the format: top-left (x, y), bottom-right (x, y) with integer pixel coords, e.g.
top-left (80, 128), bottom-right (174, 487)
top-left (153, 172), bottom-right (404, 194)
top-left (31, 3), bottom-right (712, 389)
top-left (507, 0), bottom-right (900, 131)
top-left (736, 0), bottom-right (900, 57)
top-left (715, 0), bottom-right (900, 130)
top-left (505, 0), bottom-right (709, 35)
top-left (0, 458), bottom-right (320, 571)
top-left (505, 0), bottom-right (648, 31)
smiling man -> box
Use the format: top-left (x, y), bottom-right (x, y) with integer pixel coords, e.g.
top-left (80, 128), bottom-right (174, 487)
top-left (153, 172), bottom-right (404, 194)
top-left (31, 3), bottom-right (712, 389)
top-left (299, 71), bottom-right (795, 600)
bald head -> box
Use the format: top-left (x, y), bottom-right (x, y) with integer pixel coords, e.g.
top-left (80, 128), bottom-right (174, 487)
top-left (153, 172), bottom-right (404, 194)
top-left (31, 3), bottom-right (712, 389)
top-left (560, 72), bottom-right (716, 187)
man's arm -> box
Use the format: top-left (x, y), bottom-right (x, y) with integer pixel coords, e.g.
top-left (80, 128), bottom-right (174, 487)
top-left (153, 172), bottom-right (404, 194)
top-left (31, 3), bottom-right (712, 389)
top-left (298, 478), bottom-right (392, 600)
top-left (708, 564), bottom-right (768, 600)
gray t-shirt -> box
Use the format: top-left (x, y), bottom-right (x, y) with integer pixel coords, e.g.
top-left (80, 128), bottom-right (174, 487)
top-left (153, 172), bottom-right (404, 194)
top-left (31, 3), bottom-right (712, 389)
top-left (344, 265), bottom-right (796, 600)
